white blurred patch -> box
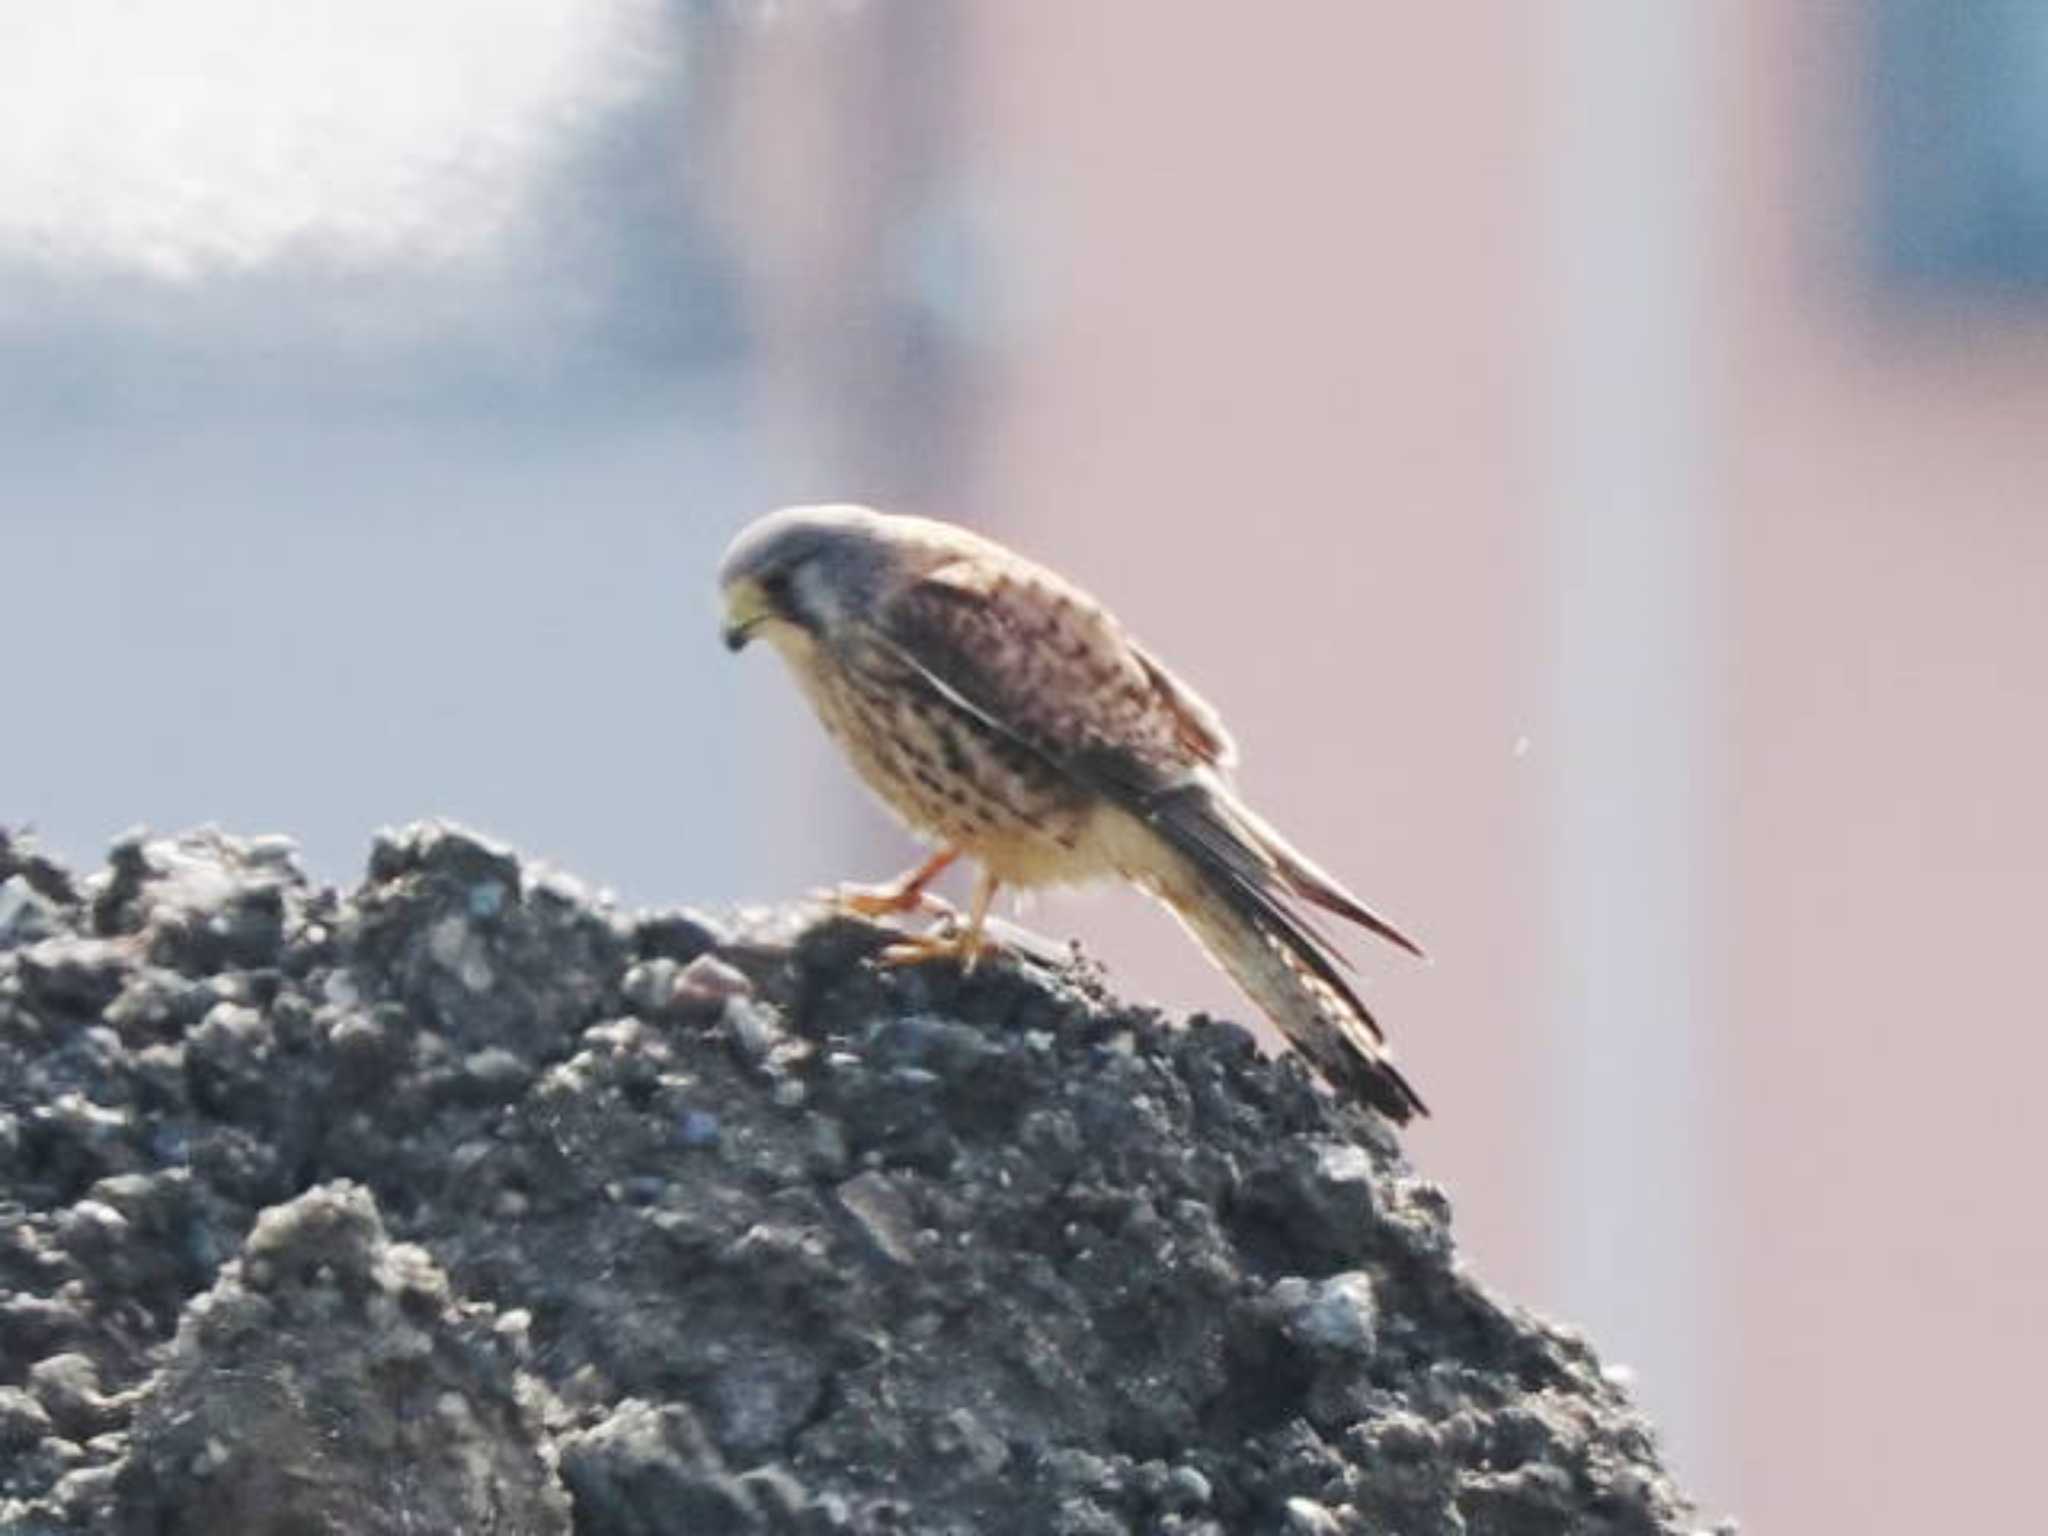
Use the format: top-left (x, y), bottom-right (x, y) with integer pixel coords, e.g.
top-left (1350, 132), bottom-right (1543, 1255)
top-left (0, 1), bottom-right (664, 281)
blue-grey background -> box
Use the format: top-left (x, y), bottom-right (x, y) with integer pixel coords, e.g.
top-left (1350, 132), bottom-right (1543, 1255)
top-left (4, 0), bottom-right (965, 906)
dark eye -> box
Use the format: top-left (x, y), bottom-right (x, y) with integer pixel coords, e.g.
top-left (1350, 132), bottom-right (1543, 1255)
top-left (760, 568), bottom-right (794, 609)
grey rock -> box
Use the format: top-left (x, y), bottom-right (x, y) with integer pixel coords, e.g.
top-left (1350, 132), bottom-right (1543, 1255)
top-left (621, 957), bottom-right (682, 1016)
top-left (103, 1181), bottom-right (571, 1536)
top-left (703, 1342), bottom-right (826, 1461)
top-left (0, 874), bottom-right (62, 947)
top-left (1051, 1494), bottom-right (1130, 1536)
top-left (676, 1107), bottom-right (723, 1148)
top-left (184, 1002), bottom-right (274, 1112)
top-left (0, 822), bottom-right (1714, 1534)
top-left (0, 1384), bottom-right (55, 1452)
top-left (632, 907), bottom-right (725, 965)
top-left (724, 995), bottom-right (785, 1064)
top-left (1282, 1497), bottom-right (1345, 1535)
top-left (18, 938), bottom-right (130, 1015)
top-left (26, 1356), bottom-right (117, 1441)
top-left (835, 1169), bottom-right (921, 1267)
top-left (0, 827), bottom-right (79, 906)
top-left (1165, 1465), bottom-right (1212, 1511)
top-left (460, 1045), bottom-right (533, 1102)
top-left (736, 1461), bottom-right (809, 1520)
top-left (559, 1399), bottom-right (761, 1535)
top-left (677, 951), bottom-right (754, 1003)
top-left (934, 1406), bottom-right (1010, 1476)
top-left (1272, 1271), bottom-right (1379, 1357)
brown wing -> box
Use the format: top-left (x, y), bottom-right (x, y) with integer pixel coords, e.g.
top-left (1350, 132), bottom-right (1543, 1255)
top-left (867, 544), bottom-right (1421, 1065)
top-left (871, 553), bottom-right (1209, 795)
top-left (868, 545), bottom-right (1427, 966)
top-left (1132, 642), bottom-right (1237, 768)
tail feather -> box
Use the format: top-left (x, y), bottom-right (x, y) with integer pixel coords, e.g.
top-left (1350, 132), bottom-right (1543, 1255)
top-left (1227, 801), bottom-right (1427, 960)
top-left (1143, 785), bottom-right (1428, 1122)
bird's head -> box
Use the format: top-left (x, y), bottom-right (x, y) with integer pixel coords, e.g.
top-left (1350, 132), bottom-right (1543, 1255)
top-left (717, 503), bottom-right (907, 653)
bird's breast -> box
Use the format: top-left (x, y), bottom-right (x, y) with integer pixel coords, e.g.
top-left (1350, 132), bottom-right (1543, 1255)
top-left (787, 647), bottom-right (1106, 885)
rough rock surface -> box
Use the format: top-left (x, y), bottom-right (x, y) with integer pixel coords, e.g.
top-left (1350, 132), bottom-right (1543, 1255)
top-left (0, 822), bottom-right (1725, 1534)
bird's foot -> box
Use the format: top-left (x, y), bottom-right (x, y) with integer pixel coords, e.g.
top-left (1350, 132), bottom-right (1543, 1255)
top-left (827, 849), bottom-right (962, 921)
top-left (876, 922), bottom-right (989, 973)
top-left (831, 880), bottom-right (954, 921)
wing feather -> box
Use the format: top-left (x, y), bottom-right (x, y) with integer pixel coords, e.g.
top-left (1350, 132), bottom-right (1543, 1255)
top-left (867, 553), bottom-right (1421, 961)
top-left (872, 558), bottom-right (1194, 798)
top-left (1132, 643), bottom-right (1237, 768)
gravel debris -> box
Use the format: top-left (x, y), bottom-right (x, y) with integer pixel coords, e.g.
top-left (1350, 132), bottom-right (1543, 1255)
top-left (0, 821), bottom-right (1715, 1534)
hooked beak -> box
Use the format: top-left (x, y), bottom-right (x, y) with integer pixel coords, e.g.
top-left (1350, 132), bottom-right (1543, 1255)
top-left (720, 580), bottom-right (772, 652)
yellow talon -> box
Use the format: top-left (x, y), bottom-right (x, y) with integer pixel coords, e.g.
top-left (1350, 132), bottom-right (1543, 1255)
top-left (831, 847), bottom-right (960, 919)
top-left (876, 930), bottom-right (983, 970)
top-left (874, 867), bottom-right (998, 972)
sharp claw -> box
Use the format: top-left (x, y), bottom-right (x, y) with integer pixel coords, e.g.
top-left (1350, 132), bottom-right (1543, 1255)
top-left (875, 927), bottom-right (992, 970)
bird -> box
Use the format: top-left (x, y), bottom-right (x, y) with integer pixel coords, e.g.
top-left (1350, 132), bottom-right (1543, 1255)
top-left (716, 504), bottom-right (1429, 1121)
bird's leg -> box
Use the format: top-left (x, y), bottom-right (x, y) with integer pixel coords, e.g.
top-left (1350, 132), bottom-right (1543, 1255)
top-left (833, 847), bottom-right (960, 919)
top-left (879, 866), bottom-right (998, 971)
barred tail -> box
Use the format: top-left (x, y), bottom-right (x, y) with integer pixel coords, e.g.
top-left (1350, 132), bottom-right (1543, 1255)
top-left (1138, 785), bottom-right (1428, 1122)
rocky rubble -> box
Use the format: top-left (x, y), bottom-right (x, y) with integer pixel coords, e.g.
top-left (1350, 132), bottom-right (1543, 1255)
top-left (0, 822), bottom-right (1721, 1534)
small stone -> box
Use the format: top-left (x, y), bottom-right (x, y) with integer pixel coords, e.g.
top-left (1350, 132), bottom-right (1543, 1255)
top-left (28, 1353), bottom-right (113, 1439)
top-left (0, 874), bottom-right (60, 946)
top-left (493, 1308), bottom-right (533, 1358)
top-left (676, 952), bottom-right (753, 1003)
top-left (427, 916), bottom-right (466, 966)
top-left (1283, 1497), bottom-right (1344, 1535)
top-left (937, 1406), bottom-right (1009, 1476)
top-left (835, 1171), bottom-right (919, 1267)
top-left (461, 1047), bottom-right (531, 1101)
top-left (622, 959), bottom-right (682, 1016)
top-left (1051, 1494), bottom-right (1128, 1536)
top-left (1317, 1144), bottom-right (1373, 1187)
top-left (1165, 1466), bottom-right (1212, 1510)
top-left (368, 821), bottom-right (521, 889)
top-left (1041, 1446), bottom-right (1116, 1495)
top-left (426, 915), bottom-right (493, 992)
top-left (725, 997), bottom-right (784, 1065)
top-left (1283, 1271), bottom-right (1379, 1357)
top-left (0, 1384), bottom-right (53, 1451)
top-left (736, 1462), bottom-right (808, 1519)
top-left (18, 937), bottom-right (129, 1014)
top-left (327, 1010), bottom-right (395, 1087)
top-left (804, 1491), bottom-right (853, 1531)
top-left (1237, 1138), bottom-right (1382, 1268)
top-left (634, 908), bottom-right (724, 964)
top-left (54, 1200), bottom-right (130, 1264)
top-left (560, 1399), bottom-right (758, 1530)
top-left (676, 1110), bottom-right (722, 1149)
top-left (806, 1115), bottom-right (850, 1178)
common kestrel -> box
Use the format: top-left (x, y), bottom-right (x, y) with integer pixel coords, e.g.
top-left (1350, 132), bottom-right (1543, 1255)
top-left (717, 505), bottom-right (1428, 1121)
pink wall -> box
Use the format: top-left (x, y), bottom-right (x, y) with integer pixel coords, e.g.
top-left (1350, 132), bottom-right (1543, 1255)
top-left (1726, 6), bottom-right (2048, 1530)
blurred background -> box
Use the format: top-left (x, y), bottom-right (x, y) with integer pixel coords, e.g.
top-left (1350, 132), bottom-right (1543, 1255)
top-left (6, 3), bottom-right (2046, 1527)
